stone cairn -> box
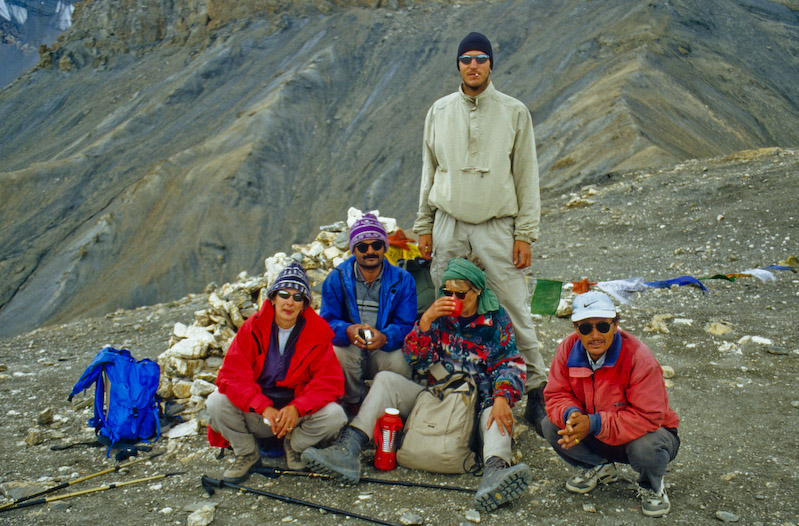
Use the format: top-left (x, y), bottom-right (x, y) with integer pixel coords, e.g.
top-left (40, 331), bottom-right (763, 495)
top-left (156, 208), bottom-right (398, 431)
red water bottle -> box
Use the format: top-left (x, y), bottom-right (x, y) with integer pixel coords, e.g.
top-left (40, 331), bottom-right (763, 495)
top-left (374, 408), bottom-right (402, 471)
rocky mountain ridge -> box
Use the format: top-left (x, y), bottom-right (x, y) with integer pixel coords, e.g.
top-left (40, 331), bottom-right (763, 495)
top-left (1, 0), bottom-right (798, 339)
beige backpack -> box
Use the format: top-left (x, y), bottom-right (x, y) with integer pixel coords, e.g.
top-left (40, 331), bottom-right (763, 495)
top-left (396, 371), bottom-right (478, 474)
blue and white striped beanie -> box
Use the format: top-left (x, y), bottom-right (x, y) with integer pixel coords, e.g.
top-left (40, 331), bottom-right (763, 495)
top-left (267, 262), bottom-right (311, 303)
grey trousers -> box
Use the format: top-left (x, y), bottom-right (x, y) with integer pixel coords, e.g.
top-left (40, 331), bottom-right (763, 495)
top-left (334, 344), bottom-right (412, 404)
top-left (351, 371), bottom-right (513, 464)
top-left (430, 210), bottom-right (546, 390)
top-left (542, 418), bottom-right (680, 491)
top-left (206, 390), bottom-right (347, 456)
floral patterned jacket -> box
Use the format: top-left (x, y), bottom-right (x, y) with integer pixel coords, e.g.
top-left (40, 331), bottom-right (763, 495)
top-left (403, 306), bottom-right (526, 410)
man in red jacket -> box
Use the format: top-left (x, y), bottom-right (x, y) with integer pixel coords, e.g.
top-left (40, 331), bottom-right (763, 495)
top-left (543, 291), bottom-right (680, 517)
top-left (206, 262), bottom-right (346, 483)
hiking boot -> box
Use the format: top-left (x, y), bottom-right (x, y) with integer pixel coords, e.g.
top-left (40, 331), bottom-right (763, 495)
top-left (284, 440), bottom-right (306, 471)
top-left (523, 385), bottom-right (547, 437)
top-left (474, 456), bottom-right (533, 512)
top-left (222, 451), bottom-right (262, 483)
top-left (638, 479), bottom-right (671, 517)
top-left (565, 462), bottom-right (619, 494)
top-left (301, 426), bottom-right (367, 484)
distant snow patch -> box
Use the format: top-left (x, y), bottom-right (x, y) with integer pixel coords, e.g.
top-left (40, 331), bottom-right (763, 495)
top-left (55, 1), bottom-right (74, 30)
top-left (0, 1), bottom-right (28, 25)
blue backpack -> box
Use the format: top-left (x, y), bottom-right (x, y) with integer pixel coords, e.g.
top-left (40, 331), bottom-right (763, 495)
top-left (69, 347), bottom-right (161, 455)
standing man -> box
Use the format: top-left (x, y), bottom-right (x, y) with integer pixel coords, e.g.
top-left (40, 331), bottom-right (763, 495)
top-left (206, 262), bottom-right (346, 482)
top-left (543, 291), bottom-right (680, 517)
top-left (321, 214), bottom-right (416, 416)
top-left (413, 31), bottom-right (548, 434)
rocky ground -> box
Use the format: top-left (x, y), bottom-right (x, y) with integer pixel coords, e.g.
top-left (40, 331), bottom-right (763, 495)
top-left (1, 148), bottom-right (798, 525)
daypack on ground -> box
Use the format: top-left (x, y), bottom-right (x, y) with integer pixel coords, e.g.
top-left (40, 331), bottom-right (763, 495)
top-left (69, 347), bottom-right (161, 454)
top-left (397, 257), bottom-right (436, 319)
top-left (396, 371), bottom-right (478, 474)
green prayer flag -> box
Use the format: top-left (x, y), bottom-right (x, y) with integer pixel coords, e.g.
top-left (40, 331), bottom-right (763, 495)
top-left (530, 279), bottom-right (562, 316)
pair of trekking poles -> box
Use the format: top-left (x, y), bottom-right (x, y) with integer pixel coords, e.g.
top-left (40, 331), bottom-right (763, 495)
top-left (1, 453), bottom-right (475, 525)
top-left (203, 465), bottom-right (476, 526)
top-left (0, 453), bottom-right (179, 513)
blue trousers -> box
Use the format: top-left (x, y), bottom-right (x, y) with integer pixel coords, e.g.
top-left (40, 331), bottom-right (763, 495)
top-left (542, 418), bottom-right (679, 490)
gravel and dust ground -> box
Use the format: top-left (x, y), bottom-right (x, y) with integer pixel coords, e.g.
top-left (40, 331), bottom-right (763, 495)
top-left (1, 148), bottom-right (798, 525)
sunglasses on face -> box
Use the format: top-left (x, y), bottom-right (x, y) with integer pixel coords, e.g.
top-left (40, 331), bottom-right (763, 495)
top-left (354, 240), bottom-right (385, 253)
top-left (442, 289), bottom-right (469, 300)
top-left (576, 321), bottom-right (614, 335)
top-left (458, 54), bottom-right (490, 65)
top-left (276, 290), bottom-right (305, 302)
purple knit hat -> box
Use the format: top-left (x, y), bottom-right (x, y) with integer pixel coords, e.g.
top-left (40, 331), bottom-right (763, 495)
top-left (267, 262), bottom-right (311, 304)
top-left (349, 214), bottom-right (388, 253)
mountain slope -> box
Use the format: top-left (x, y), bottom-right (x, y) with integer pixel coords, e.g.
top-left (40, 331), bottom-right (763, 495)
top-left (1, 0), bottom-right (798, 337)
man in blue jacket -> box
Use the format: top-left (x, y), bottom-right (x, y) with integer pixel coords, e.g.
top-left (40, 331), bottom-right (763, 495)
top-left (320, 214), bottom-right (417, 416)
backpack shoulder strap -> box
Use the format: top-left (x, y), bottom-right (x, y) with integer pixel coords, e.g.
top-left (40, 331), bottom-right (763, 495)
top-left (68, 346), bottom-right (119, 401)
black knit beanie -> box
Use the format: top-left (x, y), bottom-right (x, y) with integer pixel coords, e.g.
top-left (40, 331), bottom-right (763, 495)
top-left (457, 32), bottom-right (493, 70)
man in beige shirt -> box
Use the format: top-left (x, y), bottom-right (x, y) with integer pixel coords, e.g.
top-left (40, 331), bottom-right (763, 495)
top-left (413, 31), bottom-right (548, 435)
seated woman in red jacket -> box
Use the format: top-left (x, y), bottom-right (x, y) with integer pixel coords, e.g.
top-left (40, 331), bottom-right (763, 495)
top-left (206, 262), bottom-right (346, 483)
top-left (543, 290), bottom-right (679, 518)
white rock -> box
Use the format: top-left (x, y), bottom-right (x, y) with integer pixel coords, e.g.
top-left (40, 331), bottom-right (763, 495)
top-left (737, 335), bottom-right (773, 346)
top-left (186, 503), bottom-right (217, 526)
top-left (464, 509), bottom-right (481, 523)
top-left (169, 338), bottom-right (209, 360)
top-left (718, 342), bottom-right (741, 354)
top-left (305, 240), bottom-right (325, 257)
top-left (661, 365), bottom-right (675, 378)
top-left (190, 379), bottom-right (216, 397)
top-left (173, 322), bottom-right (188, 338)
top-left (399, 511), bottom-right (424, 525)
top-left (170, 357), bottom-right (204, 377)
top-left (172, 379), bottom-right (193, 399)
top-left (715, 510), bottom-right (740, 522)
top-left (186, 326), bottom-right (217, 347)
top-left (165, 419), bottom-right (199, 439)
top-left (322, 245), bottom-right (344, 261)
top-left (705, 321), bottom-right (733, 335)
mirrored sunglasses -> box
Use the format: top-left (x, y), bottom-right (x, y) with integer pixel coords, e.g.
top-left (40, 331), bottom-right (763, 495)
top-left (442, 289), bottom-right (469, 300)
top-left (458, 54), bottom-right (490, 65)
top-left (276, 290), bottom-right (305, 302)
top-left (354, 240), bottom-right (385, 253)
top-left (577, 321), bottom-right (614, 335)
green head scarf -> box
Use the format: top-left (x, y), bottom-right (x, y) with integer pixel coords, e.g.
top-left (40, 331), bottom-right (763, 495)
top-left (439, 258), bottom-right (499, 315)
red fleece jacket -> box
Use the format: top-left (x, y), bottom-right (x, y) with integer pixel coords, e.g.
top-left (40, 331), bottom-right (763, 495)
top-left (545, 329), bottom-right (679, 446)
top-left (207, 302), bottom-right (344, 447)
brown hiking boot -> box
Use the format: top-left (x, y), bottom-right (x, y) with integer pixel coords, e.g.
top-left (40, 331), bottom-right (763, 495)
top-left (284, 440), bottom-right (307, 471)
top-left (223, 451), bottom-right (262, 483)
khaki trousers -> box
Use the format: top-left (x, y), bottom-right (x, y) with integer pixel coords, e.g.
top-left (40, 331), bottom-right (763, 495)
top-left (333, 344), bottom-right (411, 404)
top-left (206, 390), bottom-right (347, 456)
top-left (430, 210), bottom-right (546, 390)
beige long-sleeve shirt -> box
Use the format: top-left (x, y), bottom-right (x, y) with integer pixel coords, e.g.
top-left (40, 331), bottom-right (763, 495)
top-left (413, 81), bottom-right (540, 243)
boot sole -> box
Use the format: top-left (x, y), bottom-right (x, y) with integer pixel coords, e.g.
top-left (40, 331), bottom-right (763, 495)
top-left (301, 450), bottom-right (360, 485)
top-left (475, 464), bottom-right (532, 512)
top-left (642, 504), bottom-right (671, 518)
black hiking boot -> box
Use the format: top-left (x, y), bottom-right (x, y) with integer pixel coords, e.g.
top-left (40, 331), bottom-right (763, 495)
top-left (301, 426), bottom-right (368, 484)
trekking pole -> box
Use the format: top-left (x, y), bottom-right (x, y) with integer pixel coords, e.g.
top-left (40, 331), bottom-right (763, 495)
top-left (254, 465), bottom-right (476, 493)
top-left (2, 472), bottom-right (184, 512)
top-left (0, 452), bottom-right (165, 511)
top-left (201, 475), bottom-right (403, 526)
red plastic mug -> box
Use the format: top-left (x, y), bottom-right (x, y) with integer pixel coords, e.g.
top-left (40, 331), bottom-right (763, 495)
top-left (450, 297), bottom-right (463, 317)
